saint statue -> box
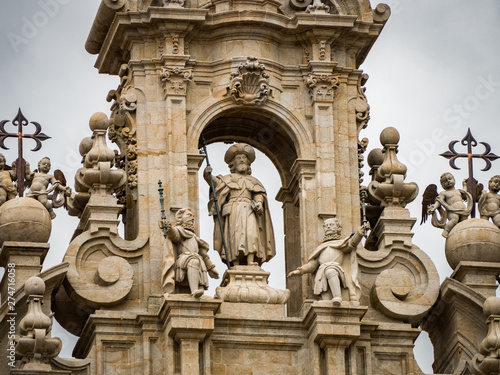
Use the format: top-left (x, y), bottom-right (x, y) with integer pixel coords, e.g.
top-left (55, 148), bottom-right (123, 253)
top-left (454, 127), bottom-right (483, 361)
top-left (159, 208), bottom-right (219, 298)
top-left (204, 143), bottom-right (275, 266)
top-left (288, 218), bottom-right (368, 306)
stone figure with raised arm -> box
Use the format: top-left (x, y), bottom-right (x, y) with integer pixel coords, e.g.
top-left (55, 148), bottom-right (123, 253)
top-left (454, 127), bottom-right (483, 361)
top-left (25, 157), bottom-right (71, 219)
top-left (160, 208), bottom-right (219, 298)
top-left (0, 153), bottom-right (17, 207)
top-left (478, 175), bottom-right (500, 228)
top-left (421, 172), bottom-right (473, 238)
top-left (203, 143), bottom-right (275, 266)
top-left (288, 218), bottom-right (368, 306)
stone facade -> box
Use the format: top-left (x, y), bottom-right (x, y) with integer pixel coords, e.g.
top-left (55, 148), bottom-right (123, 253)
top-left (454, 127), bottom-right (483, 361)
top-left (0, 1), bottom-right (498, 375)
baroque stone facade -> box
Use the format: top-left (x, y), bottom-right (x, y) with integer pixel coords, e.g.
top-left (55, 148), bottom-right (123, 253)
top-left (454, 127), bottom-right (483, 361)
top-left (0, 1), bottom-right (498, 375)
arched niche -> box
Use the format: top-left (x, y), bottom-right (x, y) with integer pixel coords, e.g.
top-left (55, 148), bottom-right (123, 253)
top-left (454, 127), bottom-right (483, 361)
top-left (187, 99), bottom-right (315, 315)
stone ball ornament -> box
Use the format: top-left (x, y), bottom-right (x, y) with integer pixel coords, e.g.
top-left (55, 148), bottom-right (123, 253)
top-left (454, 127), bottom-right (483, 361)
top-left (445, 218), bottom-right (500, 270)
top-left (79, 136), bottom-right (94, 156)
top-left (25, 276), bottom-right (46, 296)
top-left (0, 197), bottom-right (52, 246)
top-left (379, 126), bottom-right (400, 146)
top-left (89, 111), bottom-right (110, 131)
top-left (367, 147), bottom-right (384, 168)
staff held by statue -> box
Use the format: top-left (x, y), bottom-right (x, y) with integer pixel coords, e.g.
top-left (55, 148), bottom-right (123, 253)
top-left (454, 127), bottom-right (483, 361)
top-left (200, 135), bottom-right (231, 270)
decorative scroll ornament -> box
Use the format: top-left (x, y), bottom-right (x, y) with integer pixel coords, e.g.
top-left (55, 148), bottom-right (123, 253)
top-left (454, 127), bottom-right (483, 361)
top-left (304, 73), bottom-right (340, 102)
top-left (161, 66), bottom-right (193, 97)
top-left (15, 277), bottom-right (62, 371)
top-left (107, 64), bottom-right (137, 113)
top-left (349, 74), bottom-right (370, 133)
top-left (228, 57), bottom-right (270, 106)
top-left (109, 110), bottom-right (137, 191)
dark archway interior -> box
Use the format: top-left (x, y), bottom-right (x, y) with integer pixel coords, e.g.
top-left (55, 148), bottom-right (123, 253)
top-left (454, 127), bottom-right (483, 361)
top-left (198, 108), bottom-right (298, 187)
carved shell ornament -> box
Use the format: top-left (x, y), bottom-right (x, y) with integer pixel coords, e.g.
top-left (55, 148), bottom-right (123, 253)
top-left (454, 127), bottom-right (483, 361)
top-left (229, 57), bottom-right (270, 106)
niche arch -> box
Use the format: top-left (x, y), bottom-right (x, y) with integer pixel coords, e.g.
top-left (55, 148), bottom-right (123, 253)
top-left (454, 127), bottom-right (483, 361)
top-left (187, 98), bottom-right (316, 314)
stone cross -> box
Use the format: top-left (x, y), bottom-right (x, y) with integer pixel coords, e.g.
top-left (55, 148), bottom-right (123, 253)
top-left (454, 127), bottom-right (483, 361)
top-left (0, 109), bottom-right (50, 196)
top-left (440, 128), bottom-right (499, 217)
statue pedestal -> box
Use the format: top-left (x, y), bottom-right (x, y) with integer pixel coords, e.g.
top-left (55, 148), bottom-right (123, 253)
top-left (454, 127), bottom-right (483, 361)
top-left (215, 265), bottom-right (290, 304)
top-left (0, 241), bottom-right (49, 299)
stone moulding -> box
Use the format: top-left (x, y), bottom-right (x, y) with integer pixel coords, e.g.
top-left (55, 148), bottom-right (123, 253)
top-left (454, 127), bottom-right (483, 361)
top-left (216, 265), bottom-right (290, 304)
top-left (228, 57), bottom-right (270, 106)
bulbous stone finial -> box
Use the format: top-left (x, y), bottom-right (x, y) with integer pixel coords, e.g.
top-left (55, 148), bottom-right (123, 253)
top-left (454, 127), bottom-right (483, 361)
top-left (379, 126), bottom-right (399, 146)
top-left (367, 148), bottom-right (384, 168)
top-left (79, 137), bottom-right (93, 157)
top-left (367, 127), bottom-right (418, 207)
top-left (471, 296), bottom-right (500, 375)
top-left (15, 276), bottom-right (62, 371)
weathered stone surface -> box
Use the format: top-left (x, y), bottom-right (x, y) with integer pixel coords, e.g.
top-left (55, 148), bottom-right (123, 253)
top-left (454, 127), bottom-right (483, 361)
top-left (0, 198), bottom-right (51, 246)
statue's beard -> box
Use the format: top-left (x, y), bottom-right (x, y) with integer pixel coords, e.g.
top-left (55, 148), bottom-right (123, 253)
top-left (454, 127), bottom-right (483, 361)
top-left (323, 232), bottom-right (341, 242)
top-left (182, 222), bottom-right (195, 232)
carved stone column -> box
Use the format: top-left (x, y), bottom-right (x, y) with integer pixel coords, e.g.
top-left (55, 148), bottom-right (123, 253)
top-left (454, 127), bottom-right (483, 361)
top-left (162, 296), bottom-right (221, 375)
top-left (304, 302), bottom-right (366, 374)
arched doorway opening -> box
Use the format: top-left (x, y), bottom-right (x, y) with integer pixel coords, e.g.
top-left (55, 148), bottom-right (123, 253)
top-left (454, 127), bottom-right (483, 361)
top-left (189, 103), bottom-right (312, 314)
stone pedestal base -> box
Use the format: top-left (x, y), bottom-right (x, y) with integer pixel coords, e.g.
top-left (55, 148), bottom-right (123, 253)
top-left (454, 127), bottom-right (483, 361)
top-left (0, 241), bottom-right (50, 299)
top-left (215, 265), bottom-right (290, 304)
top-left (451, 261), bottom-right (500, 298)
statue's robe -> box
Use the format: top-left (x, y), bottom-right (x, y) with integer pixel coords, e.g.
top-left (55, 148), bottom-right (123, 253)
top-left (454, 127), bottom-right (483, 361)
top-left (208, 173), bottom-right (275, 265)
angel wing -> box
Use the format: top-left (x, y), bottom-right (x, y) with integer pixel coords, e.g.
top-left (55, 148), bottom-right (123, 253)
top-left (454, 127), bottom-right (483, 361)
top-left (54, 169), bottom-right (67, 186)
top-left (421, 184), bottom-right (438, 225)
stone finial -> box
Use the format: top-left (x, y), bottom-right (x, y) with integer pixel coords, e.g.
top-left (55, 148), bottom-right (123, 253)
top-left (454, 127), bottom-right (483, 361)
top-left (15, 276), bottom-right (62, 371)
top-left (470, 297), bottom-right (500, 375)
top-left (74, 112), bottom-right (126, 196)
top-left (367, 127), bottom-right (418, 207)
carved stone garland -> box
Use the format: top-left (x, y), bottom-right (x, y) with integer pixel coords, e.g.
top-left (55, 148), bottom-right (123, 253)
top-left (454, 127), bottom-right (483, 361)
top-left (228, 57), bottom-right (270, 106)
top-left (107, 64), bottom-right (138, 195)
top-left (349, 73), bottom-right (370, 133)
top-left (304, 73), bottom-right (340, 102)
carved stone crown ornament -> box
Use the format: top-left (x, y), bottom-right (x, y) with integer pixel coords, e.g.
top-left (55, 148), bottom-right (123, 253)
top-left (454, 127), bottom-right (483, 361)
top-left (161, 66), bottom-right (193, 97)
top-left (304, 73), bottom-right (340, 102)
top-left (228, 57), bottom-right (270, 106)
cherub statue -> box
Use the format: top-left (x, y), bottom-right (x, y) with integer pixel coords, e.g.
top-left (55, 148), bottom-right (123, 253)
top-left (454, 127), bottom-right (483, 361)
top-left (287, 218), bottom-right (368, 306)
top-left (478, 175), bottom-right (500, 228)
top-left (25, 157), bottom-right (71, 219)
top-left (421, 172), bottom-right (473, 238)
top-left (0, 153), bottom-right (17, 207)
top-left (159, 208), bottom-right (219, 298)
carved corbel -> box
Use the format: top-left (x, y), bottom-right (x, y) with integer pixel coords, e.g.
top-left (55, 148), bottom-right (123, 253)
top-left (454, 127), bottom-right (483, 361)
top-left (161, 66), bottom-right (193, 97)
top-left (107, 64), bottom-right (137, 113)
top-left (304, 73), bottom-right (340, 102)
top-left (228, 57), bottom-right (270, 106)
top-left (348, 73), bottom-right (370, 133)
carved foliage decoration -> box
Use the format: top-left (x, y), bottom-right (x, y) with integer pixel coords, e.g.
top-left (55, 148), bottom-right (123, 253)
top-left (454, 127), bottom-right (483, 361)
top-left (304, 73), bottom-right (340, 102)
top-left (228, 57), bottom-right (270, 106)
top-left (106, 64), bottom-right (138, 193)
top-left (161, 66), bottom-right (193, 97)
top-left (350, 73), bottom-right (370, 133)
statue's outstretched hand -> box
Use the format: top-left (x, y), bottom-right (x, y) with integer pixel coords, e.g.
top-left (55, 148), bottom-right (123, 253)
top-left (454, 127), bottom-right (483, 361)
top-left (287, 269), bottom-right (301, 278)
top-left (209, 268), bottom-right (219, 279)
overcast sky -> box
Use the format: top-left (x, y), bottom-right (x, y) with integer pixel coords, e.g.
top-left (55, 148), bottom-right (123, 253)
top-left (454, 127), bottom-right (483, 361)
top-left (1, 0), bottom-right (499, 371)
